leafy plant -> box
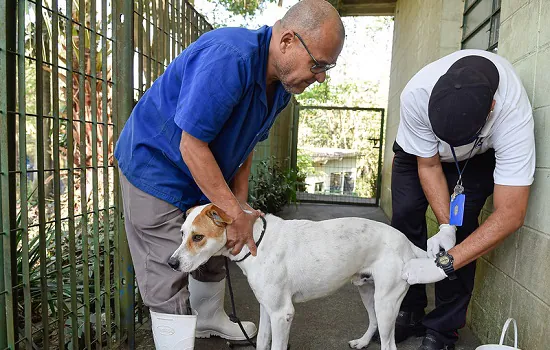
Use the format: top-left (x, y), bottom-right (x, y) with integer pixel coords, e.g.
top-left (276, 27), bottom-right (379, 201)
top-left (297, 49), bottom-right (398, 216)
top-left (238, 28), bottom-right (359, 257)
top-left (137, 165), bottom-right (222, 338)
top-left (248, 157), bottom-right (301, 213)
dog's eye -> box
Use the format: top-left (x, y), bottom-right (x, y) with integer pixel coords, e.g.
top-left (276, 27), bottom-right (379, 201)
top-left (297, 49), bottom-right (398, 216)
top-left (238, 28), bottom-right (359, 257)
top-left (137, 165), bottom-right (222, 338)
top-left (192, 234), bottom-right (204, 242)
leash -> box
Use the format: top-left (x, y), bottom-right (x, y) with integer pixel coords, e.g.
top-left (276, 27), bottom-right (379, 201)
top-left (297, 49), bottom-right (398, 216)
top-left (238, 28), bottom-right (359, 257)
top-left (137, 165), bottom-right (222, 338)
top-left (225, 215), bottom-right (267, 348)
top-left (225, 257), bottom-right (257, 348)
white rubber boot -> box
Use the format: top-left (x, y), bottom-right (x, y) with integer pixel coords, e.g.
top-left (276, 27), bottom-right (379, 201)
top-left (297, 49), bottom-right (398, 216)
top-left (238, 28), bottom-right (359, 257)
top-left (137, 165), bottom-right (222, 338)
top-left (150, 310), bottom-right (197, 350)
top-left (189, 276), bottom-right (258, 340)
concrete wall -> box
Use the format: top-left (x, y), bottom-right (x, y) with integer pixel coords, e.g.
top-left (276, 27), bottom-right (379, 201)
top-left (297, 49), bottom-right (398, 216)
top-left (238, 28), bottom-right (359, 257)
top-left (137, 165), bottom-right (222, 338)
top-left (380, 0), bottom-right (463, 218)
top-left (380, 1), bottom-right (550, 348)
top-left (467, 1), bottom-right (550, 349)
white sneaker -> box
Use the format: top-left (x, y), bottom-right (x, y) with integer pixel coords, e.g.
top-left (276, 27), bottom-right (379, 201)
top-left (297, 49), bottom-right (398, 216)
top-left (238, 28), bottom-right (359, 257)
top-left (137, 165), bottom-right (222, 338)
top-left (150, 310), bottom-right (197, 350)
top-left (189, 276), bottom-right (258, 340)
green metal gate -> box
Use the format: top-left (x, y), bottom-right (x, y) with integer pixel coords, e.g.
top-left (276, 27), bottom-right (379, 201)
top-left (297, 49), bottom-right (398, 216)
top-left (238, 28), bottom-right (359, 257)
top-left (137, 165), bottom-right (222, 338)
top-left (292, 106), bottom-right (385, 206)
top-left (0, 0), bottom-right (212, 348)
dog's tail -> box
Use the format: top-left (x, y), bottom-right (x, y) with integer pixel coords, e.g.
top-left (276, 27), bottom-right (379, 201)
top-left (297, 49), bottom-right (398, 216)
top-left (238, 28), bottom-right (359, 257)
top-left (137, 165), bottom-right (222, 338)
top-left (410, 243), bottom-right (428, 259)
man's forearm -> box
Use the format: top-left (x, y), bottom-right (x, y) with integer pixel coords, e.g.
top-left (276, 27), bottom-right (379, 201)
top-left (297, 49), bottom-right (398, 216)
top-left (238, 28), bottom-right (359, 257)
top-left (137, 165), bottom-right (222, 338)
top-left (418, 156), bottom-right (451, 224)
top-left (451, 208), bottom-right (518, 269)
top-left (231, 152), bottom-right (254, 204)
top-left (180, 132), bottom-right (243, 219)
top-left (450, 185), bottom-right (529, 269)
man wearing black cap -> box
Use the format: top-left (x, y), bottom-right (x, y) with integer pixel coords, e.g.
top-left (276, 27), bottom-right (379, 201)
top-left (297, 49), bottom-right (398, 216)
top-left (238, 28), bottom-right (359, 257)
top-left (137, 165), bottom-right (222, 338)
top-left (392, 50), bottom-right (535, 349)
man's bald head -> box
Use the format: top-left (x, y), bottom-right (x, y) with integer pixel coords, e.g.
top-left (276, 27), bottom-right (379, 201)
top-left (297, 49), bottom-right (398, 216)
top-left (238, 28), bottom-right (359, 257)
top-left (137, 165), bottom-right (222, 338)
top-left (267, 0), bottom-right (345, 94)
top-left (280, 0), bottom-right (345, 42)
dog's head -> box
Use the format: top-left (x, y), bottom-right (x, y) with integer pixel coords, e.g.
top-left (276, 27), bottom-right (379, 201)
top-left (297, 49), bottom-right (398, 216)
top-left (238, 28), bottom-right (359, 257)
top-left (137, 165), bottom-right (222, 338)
top-left (168, 204), bottom-right (233, 272)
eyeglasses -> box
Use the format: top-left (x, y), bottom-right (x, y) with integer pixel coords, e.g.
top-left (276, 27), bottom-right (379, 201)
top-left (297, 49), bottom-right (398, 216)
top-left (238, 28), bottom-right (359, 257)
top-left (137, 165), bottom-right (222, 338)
top-left (294, 32), bottom-right (336, 74)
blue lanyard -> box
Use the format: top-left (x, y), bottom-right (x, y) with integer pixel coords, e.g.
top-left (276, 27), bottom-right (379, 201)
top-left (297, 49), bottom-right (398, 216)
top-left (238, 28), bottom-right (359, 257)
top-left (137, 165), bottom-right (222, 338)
top-left (450, 138), bottom-right (482, 187)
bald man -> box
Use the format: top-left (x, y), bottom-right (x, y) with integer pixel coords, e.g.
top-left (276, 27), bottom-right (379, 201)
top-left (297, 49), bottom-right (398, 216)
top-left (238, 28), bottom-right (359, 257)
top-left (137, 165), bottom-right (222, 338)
top-left (114, 0), bottom-right (345, 347)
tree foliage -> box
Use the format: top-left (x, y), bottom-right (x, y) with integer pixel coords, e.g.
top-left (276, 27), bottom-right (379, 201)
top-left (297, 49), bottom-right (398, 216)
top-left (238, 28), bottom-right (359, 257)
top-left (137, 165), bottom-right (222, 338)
top-left (206, 0), bottom-right (282, 18)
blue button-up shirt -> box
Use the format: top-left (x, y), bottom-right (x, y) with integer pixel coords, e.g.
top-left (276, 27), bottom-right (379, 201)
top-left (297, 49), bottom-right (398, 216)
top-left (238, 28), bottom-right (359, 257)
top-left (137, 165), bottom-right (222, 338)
top-left (115, 26), bottom-right (291, 211)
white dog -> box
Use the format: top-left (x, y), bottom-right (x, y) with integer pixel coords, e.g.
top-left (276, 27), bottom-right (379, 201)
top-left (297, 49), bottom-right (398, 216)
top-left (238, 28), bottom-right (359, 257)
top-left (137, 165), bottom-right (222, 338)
top-left (169, 204), bottom-right (426, 350)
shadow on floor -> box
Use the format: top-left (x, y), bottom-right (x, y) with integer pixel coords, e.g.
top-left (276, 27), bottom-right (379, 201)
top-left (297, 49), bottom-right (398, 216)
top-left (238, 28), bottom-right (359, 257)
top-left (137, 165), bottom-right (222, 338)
top-left (136, 203), bottom-right (480, 349)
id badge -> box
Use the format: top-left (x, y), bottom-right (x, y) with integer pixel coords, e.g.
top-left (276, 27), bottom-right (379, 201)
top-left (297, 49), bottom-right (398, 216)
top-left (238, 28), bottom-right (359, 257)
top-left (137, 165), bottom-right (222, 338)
top-left (450, 194), bottom-right (465, 226)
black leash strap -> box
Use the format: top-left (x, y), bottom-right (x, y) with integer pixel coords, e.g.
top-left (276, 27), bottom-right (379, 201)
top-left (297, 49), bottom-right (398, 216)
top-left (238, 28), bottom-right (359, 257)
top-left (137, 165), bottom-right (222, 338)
top-left (225, 256), bottom-right (257, 348)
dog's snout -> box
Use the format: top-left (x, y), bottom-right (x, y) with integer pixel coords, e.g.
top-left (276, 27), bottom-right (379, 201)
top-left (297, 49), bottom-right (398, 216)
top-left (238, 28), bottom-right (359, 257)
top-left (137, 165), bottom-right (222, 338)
top-left (167, 256), bottom-right (180, 270)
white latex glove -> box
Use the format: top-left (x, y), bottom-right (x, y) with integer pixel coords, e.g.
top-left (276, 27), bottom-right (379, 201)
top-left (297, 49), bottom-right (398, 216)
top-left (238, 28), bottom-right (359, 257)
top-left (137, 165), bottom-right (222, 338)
top-left (426, 224), bottom-right (457, 258)
top-left (402, 258), bottom-right (447, 285)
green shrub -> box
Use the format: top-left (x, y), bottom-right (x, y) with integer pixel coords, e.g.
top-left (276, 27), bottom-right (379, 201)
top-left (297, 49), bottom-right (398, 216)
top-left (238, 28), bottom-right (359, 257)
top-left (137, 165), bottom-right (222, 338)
top-left (248, 157), bottom-right (302, 214)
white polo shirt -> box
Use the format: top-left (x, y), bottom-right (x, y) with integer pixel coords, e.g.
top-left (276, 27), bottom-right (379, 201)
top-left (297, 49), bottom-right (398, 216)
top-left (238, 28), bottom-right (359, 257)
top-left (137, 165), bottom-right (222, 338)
top-left (396, 49), bottom-right (535, 186)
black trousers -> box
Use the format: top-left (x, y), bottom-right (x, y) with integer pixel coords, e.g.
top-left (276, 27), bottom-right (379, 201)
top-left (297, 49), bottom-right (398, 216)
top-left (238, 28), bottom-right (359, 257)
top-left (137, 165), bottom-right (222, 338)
top-left (390, 141), bottom-right (495, 343)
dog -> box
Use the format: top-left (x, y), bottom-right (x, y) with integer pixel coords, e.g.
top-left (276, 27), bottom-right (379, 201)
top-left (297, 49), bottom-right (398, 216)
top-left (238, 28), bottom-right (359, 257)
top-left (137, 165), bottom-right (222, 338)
top-left (168, 204), bottom-right (427, 350)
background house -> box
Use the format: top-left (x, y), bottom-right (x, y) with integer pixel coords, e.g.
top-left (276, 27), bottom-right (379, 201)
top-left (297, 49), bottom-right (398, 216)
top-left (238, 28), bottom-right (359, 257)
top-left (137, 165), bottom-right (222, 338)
top-left (301, 147), bottom-right (360, 195)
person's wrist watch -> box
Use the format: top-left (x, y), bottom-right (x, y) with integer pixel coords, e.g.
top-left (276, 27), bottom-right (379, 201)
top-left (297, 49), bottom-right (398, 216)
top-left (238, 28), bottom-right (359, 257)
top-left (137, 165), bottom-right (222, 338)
top-left (434, 250), bottom-right (457, 280)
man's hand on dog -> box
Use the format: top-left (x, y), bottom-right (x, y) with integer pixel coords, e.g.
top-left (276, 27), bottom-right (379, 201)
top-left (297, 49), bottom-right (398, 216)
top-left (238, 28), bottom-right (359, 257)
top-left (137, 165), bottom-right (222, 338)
top-left (240, 201), bottom-right (264, 218)
top-left (402, 258), bottom-right (447, 284)
top-left (427, 224), bottom-right (456, 258)
top-left (226, 209), bottom-right (260, 256)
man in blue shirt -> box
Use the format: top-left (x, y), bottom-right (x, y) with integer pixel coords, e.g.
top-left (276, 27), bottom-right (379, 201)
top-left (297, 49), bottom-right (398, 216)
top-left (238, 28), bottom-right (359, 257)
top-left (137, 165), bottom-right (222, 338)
top-left (115, 0), bottom-right (345, 347)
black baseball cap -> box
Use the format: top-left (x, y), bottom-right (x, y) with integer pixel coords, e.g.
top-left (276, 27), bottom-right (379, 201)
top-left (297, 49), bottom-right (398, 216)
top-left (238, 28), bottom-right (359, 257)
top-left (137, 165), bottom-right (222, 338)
top-left (428, 55), bottom-right (499, 147)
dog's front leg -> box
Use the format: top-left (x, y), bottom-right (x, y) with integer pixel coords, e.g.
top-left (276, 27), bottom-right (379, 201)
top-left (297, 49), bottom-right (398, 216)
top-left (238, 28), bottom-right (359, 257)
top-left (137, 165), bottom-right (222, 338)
top-left (268, 300), bottom-right (294, 350)
top-left (256, 304), bottom-right (272, 350)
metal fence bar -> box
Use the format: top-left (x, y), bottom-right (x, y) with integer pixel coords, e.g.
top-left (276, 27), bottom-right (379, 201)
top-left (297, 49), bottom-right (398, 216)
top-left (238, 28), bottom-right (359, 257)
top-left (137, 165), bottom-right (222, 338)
top-left (375, 109), bottom-right (385, 206)
top-left (146, 0), bottom-right (152, 91)
top-left (17, 0), bottom-right (33, 347)
top-left (134, 0), bottom-right (145, 325)
top-left (290, 103), bottom-right (300, 174)
top-left (138, 0), bottom-right (144, 97)
top-left (172, 0), bottom-right (178, 60)
top-left (165, 0), bottom-right (170, 64)
top-left (101, 0), bottom-right (113, 346)
top-left (151, 0), bottom-right (157, 81)
top-left (51, 0), bottom-right (66, 346)
top-left (65, 0), bottom-right (80, 347)
top-left (115, 0), bottom-right (135, 346)
top-left (77, 10), bottom-right (91, 350)
top-left (0, 0), bottom-right (10, 346)
top-left (90, 0), bottom-right (104, 346)
top-left (112, 0), bottom-right (123, 342)
top-left (185, 2), bottom-right (190, 47)
top-left (298, 106), bottom-right (385, 112)
top-left (111, 0), bottom-right (122, 345)
top-left (77, 0), bottom-right (92, 346)
top-left (35, 0), bottom-right (51, 347)
top-left (5, 3), bottom-right (16, 339)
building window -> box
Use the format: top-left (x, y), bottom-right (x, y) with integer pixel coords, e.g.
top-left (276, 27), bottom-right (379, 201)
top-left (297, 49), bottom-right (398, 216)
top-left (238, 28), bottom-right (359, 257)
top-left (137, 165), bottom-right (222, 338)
top-left (343, 172), bottom-right (354, 194)
top-left (462, 0), bottom-right (501, 52)
top-left (315, 182), bottom-right (324, 192)
top-left (330, 172), bottom-right (342, 193)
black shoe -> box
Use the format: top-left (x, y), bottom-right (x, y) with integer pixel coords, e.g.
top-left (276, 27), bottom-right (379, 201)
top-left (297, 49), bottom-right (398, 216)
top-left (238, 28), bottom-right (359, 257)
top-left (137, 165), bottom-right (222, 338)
top-left (395, 309), bottom-right (426, 343)
top-left (418, 334), bottom-right (455, 350)
top-left (373, 309), bottom-right (426, 343)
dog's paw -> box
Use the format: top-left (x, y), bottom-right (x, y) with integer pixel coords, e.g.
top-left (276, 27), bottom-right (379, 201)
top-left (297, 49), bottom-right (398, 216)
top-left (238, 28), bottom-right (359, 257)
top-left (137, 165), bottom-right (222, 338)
top-left (348, 338), bottom-right (369, 349)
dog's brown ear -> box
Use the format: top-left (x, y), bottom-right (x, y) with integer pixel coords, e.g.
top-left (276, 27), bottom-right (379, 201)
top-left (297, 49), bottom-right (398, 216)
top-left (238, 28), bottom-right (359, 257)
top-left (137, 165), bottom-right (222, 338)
top-left (205, 205), bottom-right (233, 227)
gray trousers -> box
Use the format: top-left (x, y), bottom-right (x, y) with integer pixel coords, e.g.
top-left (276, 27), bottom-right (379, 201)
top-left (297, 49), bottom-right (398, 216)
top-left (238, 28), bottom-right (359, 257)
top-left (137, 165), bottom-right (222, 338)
top-left (119, 171), bottom-right (226, 314)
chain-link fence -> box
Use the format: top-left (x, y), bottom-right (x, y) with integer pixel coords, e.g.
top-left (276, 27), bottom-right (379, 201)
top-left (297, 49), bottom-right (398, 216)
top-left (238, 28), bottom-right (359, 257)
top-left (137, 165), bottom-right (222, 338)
top-left (294, 106), bottom-right (385, 206)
